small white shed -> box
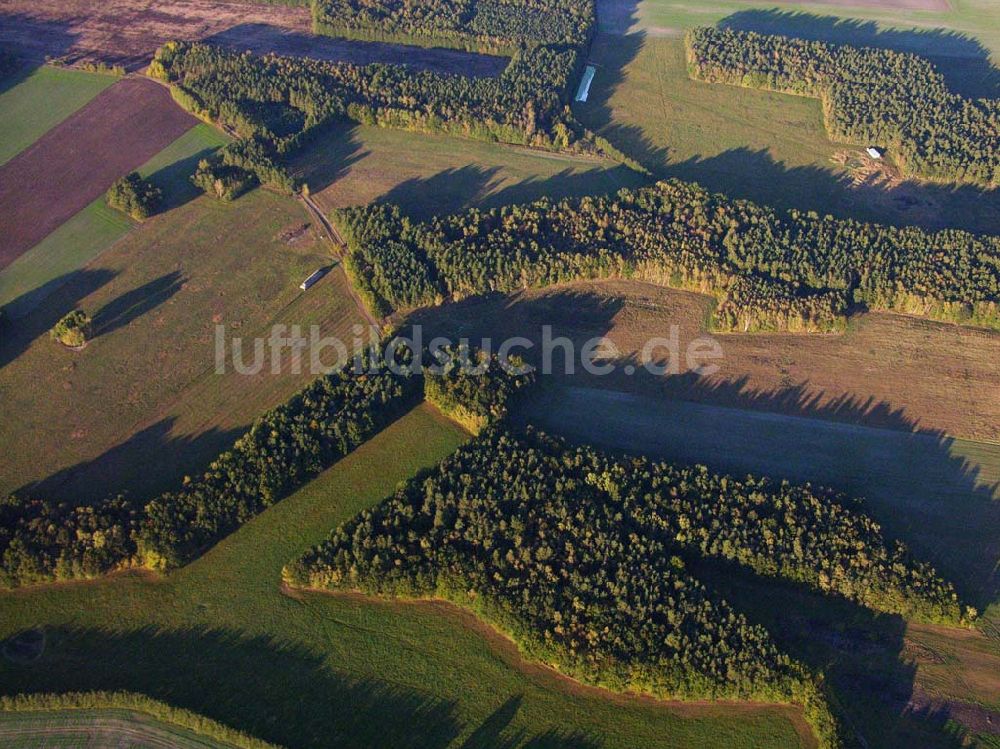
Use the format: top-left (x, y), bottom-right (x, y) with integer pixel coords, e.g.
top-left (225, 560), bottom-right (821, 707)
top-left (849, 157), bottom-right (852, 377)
top-left (300, 268), bottom-right (326, 291)
top-left (866, 147), bottom-right (883, 159)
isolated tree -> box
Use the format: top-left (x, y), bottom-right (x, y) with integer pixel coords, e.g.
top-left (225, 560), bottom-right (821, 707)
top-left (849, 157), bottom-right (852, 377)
top-left (49, 310), bottom-right (92, 348)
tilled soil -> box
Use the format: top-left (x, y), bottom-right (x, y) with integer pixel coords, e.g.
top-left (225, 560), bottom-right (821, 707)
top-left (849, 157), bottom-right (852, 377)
top-left (0, 77), bottom-right (196, 269)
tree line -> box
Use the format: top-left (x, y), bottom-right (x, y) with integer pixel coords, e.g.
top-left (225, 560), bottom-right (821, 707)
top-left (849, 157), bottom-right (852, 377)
top-left (0, 356), bottom-right (421, 587)
top-left (332, 179), bottom-right (1000, 331)
top-left (148, 40), bottom-right (633, 190)
top-left (686, 26), bottom-right (1000, 187)
top-left (312, 0), bottom-right (594, 55)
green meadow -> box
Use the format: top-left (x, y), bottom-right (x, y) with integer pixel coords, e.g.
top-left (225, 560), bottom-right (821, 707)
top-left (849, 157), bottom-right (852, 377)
top-left (0, 66), bottom-right (115, 165)
top-left (0, 405), bottom-right (807, 749)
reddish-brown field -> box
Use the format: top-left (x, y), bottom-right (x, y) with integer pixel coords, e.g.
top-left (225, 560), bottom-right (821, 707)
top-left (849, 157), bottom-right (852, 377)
top-left (0, 0), bottom-right (508, 75)
top-left (0, 77), bottom-right (196, 269)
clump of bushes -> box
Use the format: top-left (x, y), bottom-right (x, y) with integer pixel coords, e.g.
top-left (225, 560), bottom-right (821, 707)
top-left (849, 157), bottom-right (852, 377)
top-left (49, 310), bottom-right (91, 348)
top-left (191, 139), bottom-right (295, 201)
top-left (423, 344), bottom-right (535, 433)
top-left (106, 172), bottom-right (161, 220)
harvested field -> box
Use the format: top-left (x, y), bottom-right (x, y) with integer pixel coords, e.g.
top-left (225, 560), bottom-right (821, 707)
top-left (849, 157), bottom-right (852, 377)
top-left (408, 279), bottom-right (1000, 442)
top-left (0, 76), bottom-right (195, 270)
top-left (0, 709), bottom-right (252, 748)
top-left (0, 0), bottom-right (508, 75)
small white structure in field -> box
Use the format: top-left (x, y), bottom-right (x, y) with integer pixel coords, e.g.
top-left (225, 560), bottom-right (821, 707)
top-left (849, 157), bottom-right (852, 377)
top-left (300, 268), bottom-right (326, 291)
top-left (575, 65), bottom-right (597, 102)
top-left (866, 146), bottom-right (883, 159)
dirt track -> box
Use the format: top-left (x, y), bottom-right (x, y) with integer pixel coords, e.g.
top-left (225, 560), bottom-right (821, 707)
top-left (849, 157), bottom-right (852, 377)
top-left (0, 0), bottom-right (508, 75)
top-left (0, 76), bottom-right (196, 269)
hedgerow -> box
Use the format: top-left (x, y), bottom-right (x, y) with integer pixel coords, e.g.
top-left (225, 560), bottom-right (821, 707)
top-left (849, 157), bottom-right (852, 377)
top-left (686, 26), bottom-right (1000, 187)
top-left (0, 357), bottom-right (421, 587)
top-left (332, 179), bottom-right (1000, 330)
top-left (147, 40), bottom-right (622, 175)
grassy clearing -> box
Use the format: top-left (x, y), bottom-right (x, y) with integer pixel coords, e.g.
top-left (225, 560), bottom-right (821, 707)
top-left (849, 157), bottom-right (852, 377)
top-left (578, 0), bottom-right (1000, 233)
top-left (0, 66), bottom-right (115, 165)
top-left (289, 123), bottom-right (648, 221)
top-left (0, 123), bottom-right (228, 315)
top-left (0, 405), bottom-right (807, 749)
top-left (0, 186), bottom-right (363, 504)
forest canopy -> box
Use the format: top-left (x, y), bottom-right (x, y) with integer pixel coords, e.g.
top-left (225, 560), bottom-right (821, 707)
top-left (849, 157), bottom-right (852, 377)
top-left (288, 426), bottom-right (973, 746)
top-left (333, 179), bottom-right (1000, 331)
top-left (686, 26), bottom-right (1000, 187)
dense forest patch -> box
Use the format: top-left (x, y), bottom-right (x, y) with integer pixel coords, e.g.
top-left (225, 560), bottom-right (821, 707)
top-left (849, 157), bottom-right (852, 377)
top-left (288, 426), bottom-right (973, 746)
top-left (312, 0), bottom-right (595, 54)
top-left (686, 27), bottom-right (1000, 188)
top-left (333, 179), bottom-right (1000, 330)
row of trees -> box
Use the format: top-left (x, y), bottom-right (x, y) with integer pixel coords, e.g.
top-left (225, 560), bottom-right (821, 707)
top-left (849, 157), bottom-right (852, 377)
top-left (686, 27), bottom-right (1000, 187)
top-left (0, 356), bottom-right (421, 587)
top-left (312, 0), bottom-right (595, 54)
top-left (331, 179), bottom-right (1000, 330)
top-left (148, 41), bottom-right (627, 176)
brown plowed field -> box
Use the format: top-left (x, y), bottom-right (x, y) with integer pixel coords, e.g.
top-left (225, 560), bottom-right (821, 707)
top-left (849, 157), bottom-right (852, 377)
top-left (0, 76), bottom-right (196, 269)
top-left (0, 0), bottom-right (508, 75)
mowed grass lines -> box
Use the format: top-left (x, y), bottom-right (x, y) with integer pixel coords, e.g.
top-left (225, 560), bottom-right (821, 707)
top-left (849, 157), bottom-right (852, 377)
top-left (0, 123), bottom-right (229, 315)
top-left (0, 66), bottom-right (115, 165)
top-left (289, 123), bottom-right (648, 221)
top-left (0, 405), bottom-right (809, 749)
top-left (0, 187), bottom-right (364, 504)
top-left (0, 709), bottom-right (257, 748)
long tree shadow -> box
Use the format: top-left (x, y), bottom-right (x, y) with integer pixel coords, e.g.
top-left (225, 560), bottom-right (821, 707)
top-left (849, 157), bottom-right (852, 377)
top-left (92, 271), bottom-right (185, 337)
top-left (409, 288), bottom-right (999, 611)
top-left (0, 268), bottom-right (117, 369)
top-left (287, 122), bottom-right (369, 195)
top-left (663, 146), bottom-right (1000, 235)
top-left (0, 14), bottom-right (81, 72)
top-left (718, 9), bottom-right (1000, 100)
top-left (0, 625), bottom-right (601, 749)
top-left (0, 625), bottom-right (463, 749)
top-left (686, 556), bottom-right (968, 749)
top-left (15, 417), bottom-right (245, 507)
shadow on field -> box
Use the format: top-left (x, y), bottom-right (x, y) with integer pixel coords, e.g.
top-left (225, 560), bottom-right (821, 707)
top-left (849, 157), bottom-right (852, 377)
top-left (17, 417), bottom-right (245, 507)
top-left (0, 625), bottom-right (462, 749)
top-left (0, 268), bottom-right (117, 369)
top-left (288, 122), bottom-right (369, 195)
top-left (0, 626), bottom-right (599, 749)
top-left (687, 557), bottom-right (968, 749)
top-left (93, 271), bottom-right (185, 337)
top-left (573, 30), bottom-right (669, 172)
top-left (661, 147), bottom-right (1000, 235)
top-left (410, 286), bottom-right (999, 612)
top-left (147, 148), bottom-right (222, 212)
top-left (0, 14), bottom-right (81, 74)
top-left (718, 10), bottom-right (1000, 100)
